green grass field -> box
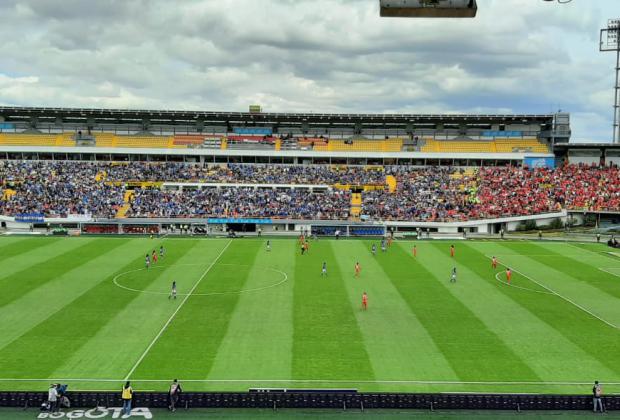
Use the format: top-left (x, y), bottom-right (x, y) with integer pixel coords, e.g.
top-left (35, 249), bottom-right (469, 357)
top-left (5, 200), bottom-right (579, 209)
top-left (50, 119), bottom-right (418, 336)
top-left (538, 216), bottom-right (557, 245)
top-left (1, 236), bottom-right (619, 395)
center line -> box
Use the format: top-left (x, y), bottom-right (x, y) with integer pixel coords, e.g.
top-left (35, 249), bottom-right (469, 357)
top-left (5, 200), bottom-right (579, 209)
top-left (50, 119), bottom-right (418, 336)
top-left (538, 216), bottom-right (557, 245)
top-left (123, 240), bottom-right (233, 381)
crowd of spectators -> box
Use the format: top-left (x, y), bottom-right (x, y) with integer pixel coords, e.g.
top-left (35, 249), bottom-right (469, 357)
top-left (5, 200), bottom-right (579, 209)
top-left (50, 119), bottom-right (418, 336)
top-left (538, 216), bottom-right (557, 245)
top-left (126, 187), bottom-right (350, 220)
top-left (0, 161), bottom-right (124, 218)
top-left (476, 164), bottom-right (620, 218)
top-left (103, 162), bottom-right (386, 185)
top-left (2, 160), bottom-right (620, 221)
top-left (362, 167), bottom-right (477, 221)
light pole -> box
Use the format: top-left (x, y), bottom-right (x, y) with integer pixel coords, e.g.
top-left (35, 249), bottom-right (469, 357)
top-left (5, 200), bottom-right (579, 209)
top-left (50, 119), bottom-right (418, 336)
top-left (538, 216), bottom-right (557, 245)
top-left (600, 19), bottom-right (620, 144)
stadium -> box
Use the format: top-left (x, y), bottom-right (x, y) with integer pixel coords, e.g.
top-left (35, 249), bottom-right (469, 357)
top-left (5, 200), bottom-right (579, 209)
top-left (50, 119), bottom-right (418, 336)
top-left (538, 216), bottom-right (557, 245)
top-left (2, 0), bottom-right (620, 419)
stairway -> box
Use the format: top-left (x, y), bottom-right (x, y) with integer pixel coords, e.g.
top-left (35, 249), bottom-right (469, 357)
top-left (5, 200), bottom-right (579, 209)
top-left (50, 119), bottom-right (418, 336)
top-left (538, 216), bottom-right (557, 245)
top-left (386, 175), bottom-right (397, 193)
top-left (115, 190), bottom-right (135, 218)
top-left (350, 192), bottom-right (362, 218)
top-left (2, 189), bottom-right (16, 200)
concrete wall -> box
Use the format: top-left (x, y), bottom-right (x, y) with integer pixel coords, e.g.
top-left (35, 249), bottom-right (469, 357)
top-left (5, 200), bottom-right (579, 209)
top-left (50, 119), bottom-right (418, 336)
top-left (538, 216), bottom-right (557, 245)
top-left (568, 156), bottom-right (600, 165)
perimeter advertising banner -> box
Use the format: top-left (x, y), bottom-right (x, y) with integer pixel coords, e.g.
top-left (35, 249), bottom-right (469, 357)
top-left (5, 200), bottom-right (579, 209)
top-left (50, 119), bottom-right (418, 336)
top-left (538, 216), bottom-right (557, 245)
top-left (524, 157), bottom-right (556, 169)
top-left (208, 218), bottom-right (273, 224)
top-left (14, 213), bottom-right (45, 223)
top-left (233, 127), bottom-right (272, 136)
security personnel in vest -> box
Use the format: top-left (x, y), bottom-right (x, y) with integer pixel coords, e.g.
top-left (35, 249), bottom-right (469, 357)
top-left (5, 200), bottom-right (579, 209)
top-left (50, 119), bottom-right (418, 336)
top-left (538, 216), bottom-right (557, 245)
top-left (121, 381), bottom-right (133, 416)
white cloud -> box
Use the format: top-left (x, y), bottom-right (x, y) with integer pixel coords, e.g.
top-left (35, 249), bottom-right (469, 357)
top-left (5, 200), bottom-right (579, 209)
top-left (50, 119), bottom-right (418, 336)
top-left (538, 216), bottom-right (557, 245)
top-left (0, 0), bottom-right (617, 141)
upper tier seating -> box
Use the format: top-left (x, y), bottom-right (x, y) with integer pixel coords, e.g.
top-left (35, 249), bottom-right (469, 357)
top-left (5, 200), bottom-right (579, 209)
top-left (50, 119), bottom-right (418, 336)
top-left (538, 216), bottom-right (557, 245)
top-left (421, 138), bottom-right (549, 153)
top-left (173, 135), bottom-right (204, 147)
top-left (313, 138), bottom-right (403, 152)
top-left (0, 133), bottom-right (76, 147)
top-left (114, 135), bottom-right (172, 148)
top-left (494, 138), bottom-right (549, 153)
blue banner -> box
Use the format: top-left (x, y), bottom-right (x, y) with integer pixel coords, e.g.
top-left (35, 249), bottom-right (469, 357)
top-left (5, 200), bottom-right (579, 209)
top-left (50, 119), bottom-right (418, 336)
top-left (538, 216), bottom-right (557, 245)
top-left (233, 127), bottom-right (272, 136)
top-left (208, 218), bottom-right (272, 224)
top-left (0, 123), bottom-right (14, 130)
top-left (524, 157), bottom-right (555, 169)
top-left (15, 213), bottom-right (45, 223)
top-left (482, 130), bottom-right (523, 137)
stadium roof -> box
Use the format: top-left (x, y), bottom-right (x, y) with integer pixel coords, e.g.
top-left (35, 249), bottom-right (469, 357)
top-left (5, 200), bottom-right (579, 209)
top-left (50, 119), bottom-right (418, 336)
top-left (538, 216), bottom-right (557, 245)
top-left (0, 106), bottom-right (555, 126)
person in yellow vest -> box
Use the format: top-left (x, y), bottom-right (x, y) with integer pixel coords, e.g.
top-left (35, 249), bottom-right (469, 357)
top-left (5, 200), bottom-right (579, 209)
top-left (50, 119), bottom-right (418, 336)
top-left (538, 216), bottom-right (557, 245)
top-left (121, 381), bottom-right (133, 416)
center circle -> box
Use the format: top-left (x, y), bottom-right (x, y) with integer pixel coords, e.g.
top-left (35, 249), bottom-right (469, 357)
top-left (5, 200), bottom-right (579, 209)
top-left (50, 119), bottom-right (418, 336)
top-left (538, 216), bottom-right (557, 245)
top-left (112, 263), bottom-right (288, 296)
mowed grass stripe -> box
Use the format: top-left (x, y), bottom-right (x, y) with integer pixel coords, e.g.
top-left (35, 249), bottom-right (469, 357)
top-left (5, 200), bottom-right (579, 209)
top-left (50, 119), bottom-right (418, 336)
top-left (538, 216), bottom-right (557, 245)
top-left (332, 240), bottom-right (459, 385)
top-left (0, 238), bottom-right (144, 351)
top-left (458, 242), bottom-right (620, 383)
top-left (132, 240), bottom-right (260, 380)
top-left (0, 237), bottom-right (61, 262)
top-left (533, 242), bottom-right (620, 297)
top-left (0, 236), bottom-right (37, 257)
top-left (0, 238), bottom-right (119, 307)
top-left (495, 242), bottom-right (620, 326)
top-left (0, 238), bottom-right (195, 378)
top-left (207, 239), bottom-right (295, 381)
top-left (292, 239), bottom-right (374, 381)
top-left (51, 240), bottom-right (229, 379)
top-left (385, 242), bottom-right (539, 382)
top-left (0, 237), bottom-right (85, 282)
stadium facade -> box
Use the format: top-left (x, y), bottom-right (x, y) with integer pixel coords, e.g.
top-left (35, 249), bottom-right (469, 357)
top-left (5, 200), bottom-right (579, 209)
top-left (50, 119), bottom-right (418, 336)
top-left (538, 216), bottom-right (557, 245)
top-left (0, 106), bottom-right (618, 236)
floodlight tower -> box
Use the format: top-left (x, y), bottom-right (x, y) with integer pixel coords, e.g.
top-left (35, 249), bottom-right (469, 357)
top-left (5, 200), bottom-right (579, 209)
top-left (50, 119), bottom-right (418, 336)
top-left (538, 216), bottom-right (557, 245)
top-left (600, 19), bottom-right (620, 143)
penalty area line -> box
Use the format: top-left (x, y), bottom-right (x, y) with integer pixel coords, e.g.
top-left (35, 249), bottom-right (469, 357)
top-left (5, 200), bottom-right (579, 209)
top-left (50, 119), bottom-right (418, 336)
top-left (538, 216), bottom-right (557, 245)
top-left (123, 239), bottom-right (233, 381)
top-left (493, 272), bottom-right (553, 295)
top-left (599, 267), bottom-right (620, 278)
top-left (485, 256), bottom-right (618, 330)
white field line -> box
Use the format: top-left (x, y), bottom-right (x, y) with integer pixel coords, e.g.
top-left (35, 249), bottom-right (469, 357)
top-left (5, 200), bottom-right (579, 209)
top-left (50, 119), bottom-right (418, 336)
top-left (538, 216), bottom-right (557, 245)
top-left (113, 263), bottom-right (288, 296)
top-left (599, 267), bottom-right (620, 278)
top-left (3, 378), bottom-right (620, 386)
top-left (123, 240), bottom-right (233, 381)
top-left (493, 272), bottom-right (554, 295)
top-left (485, 256), bottom-right (618, 330)
top-left (564, 242), bottom-right (620, 259)
top-left (490, 254), bottom-right (581, 258)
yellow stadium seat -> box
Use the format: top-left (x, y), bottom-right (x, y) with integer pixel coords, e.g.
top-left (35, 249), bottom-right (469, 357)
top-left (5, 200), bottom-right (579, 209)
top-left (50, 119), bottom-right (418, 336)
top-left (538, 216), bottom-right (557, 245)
top-left (0, 133), bottom-right (58, 146)
top-left (95, 133), bottom-right (116, 147)
top-left (114, 135), bottom-right (172, 148)
top-left (55, 132), bottom-right (76, 147)
top-left (421, 138), bottom-right (549, 153)
top-left (314, 138), bottom-right (403, 152)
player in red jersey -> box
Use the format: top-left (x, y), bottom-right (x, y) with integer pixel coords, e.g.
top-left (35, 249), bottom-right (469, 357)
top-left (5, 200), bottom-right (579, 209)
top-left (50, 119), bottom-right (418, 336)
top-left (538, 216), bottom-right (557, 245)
top-left (362, 292), bottom-right (368, 310)
top-left (506, 268), bottom-right (512, 284)
top-left (152, 250), bottom-right (158, 264)
top-left (355, 262), bottom-right (361, 277)
top-left (450, 244), bottom-right (455, 258)
top-left (413, 245), bottom-right (417, 258)
top-left (492, 256), bottom-right (497, 269)
top-left (387, 236), bottom-right (393, 247)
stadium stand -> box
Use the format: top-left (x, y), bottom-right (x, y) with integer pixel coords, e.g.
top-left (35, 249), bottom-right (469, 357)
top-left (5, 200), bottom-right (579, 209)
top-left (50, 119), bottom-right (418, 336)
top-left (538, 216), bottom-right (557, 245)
top-left (95, 132), bottom-right (116, 147)
top-left (173, 135), bottom-right (204, 147)
top-left (314, 138), bottom-right (403, 152)
top-left (0, 130), bottom-right (549, 154)
top-left (0, 133), bottom-right (66, 147)
top-left (421, 138), bottom-right (549, 154)
top-left (114, 135), bottom-right (172, 148)
top-left (494, 137), bottom-right (549, 153)
top-left (350, 192), bottom-right (362, 218)
top-left (1, 160), bottom-right (619, 221)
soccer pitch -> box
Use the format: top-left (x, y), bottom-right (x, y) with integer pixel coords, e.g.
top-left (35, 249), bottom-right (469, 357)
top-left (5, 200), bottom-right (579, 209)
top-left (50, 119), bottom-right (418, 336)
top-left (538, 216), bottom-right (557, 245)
top-left (1, 236), bottom-right (619, 395)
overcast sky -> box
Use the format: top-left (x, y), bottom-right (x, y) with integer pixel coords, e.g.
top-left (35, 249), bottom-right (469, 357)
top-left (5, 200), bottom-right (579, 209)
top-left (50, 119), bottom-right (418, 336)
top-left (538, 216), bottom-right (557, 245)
top-left (0, 0), bottom-right (618, 142)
